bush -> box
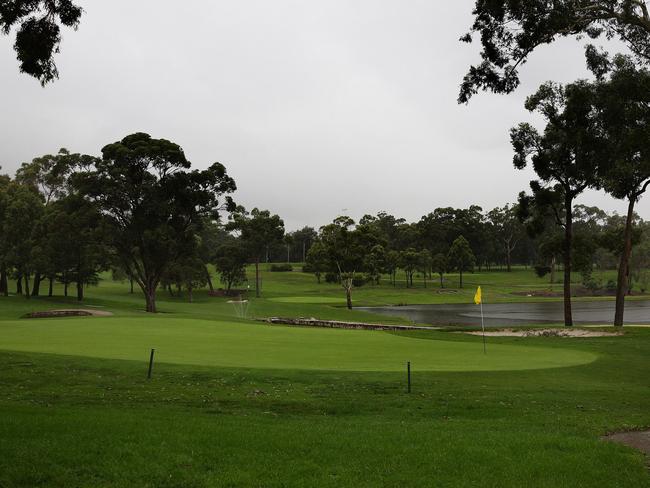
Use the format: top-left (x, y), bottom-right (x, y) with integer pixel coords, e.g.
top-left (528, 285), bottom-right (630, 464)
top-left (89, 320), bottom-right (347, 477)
top-left (606, 279), bottom-right (617, 291)
top-left (270, 264), bottom-right (293, 272)
top-left (325, 272), bottom-right (339, 283)
top-left (534, 265), bottom-right (551, 278)
top-left (352, 275), bottom-right (366, 287)
top-left (302, 263), bottom-right (314, 273)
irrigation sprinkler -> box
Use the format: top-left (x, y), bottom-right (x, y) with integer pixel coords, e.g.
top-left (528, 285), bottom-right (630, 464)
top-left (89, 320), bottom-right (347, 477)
top-left (228, 298), bottom-right (250, 319)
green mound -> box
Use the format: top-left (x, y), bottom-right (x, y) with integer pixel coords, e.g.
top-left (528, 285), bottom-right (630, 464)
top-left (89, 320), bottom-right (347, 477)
top-left (0, 318), bottom-right (597, 372)
top-left (269, 296), bottom-right (344, 304)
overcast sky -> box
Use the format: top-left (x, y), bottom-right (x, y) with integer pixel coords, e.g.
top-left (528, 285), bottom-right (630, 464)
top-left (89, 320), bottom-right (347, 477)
top-left (0, 1), bottom-right (642, 230)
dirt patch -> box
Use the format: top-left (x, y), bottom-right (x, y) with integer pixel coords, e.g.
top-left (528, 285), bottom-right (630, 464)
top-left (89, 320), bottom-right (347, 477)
top-left (603, 430), bottom-right (650, 458)
top-left (23, 309), bottom-right (114, 319)
top-left (463, 328), bottom-right (621, 338)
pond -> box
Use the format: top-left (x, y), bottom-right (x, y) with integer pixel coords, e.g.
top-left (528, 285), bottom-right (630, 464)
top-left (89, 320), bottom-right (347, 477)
top-left (356, 300), bottom-right (650, 327)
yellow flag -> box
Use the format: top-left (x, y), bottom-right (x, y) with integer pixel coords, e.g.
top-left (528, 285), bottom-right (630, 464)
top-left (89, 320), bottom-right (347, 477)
top-left (474, 286), bottom-right (482, 305)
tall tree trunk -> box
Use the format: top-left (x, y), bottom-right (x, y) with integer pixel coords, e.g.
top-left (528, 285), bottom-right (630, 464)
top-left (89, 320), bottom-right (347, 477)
top-left (614, 198), bottom-right (636, 327)
top-left (0, 266), bottom-right (7, 296)
top-left (459, 269), bottom-right (463, 288)
top-left (144, 286), bottom-right (157, 313)
top-left (439, 274), bottom-right (444, 288)
top-left (77, 281), bottom-right (84, 301)
top-left (563, 197), bottom-right (574, 327)
top-left (506, 242), bottom-right (512, 272)
top-left (64, 282), bottom-right (68, 297)
top-left (31, 272), bottom-right (41, 297)
top-left (344, 283), bottom-right (353, 310)
top-left (48, 277), bottom-right (53, 297)
top-left (188, 283), bottom-right (193, 303)
top-left (205, 265), bottom-right (214, 292)
top-left (302, 241), bottom-right (306, 262)
top-left (167, 284), bottom-right (174, 297)
top-left (16, 274), bottom-right (23, 295)
top-left (130, 278), bottom-right (134, 294)
top-left (24, 274), bottom-right (31, 300)
top-left (287, 245), bottom-right (290, 263)
top-left (255, 258), bottom-right (260, 298)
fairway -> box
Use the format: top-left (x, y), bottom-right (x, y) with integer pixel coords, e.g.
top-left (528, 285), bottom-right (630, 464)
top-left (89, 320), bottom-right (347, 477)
top-left (0, 317), bottom-right (596, 372)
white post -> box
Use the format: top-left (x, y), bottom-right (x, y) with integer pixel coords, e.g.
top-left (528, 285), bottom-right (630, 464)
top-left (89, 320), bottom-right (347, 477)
top-left (480, 301), bottom-right (486, 354)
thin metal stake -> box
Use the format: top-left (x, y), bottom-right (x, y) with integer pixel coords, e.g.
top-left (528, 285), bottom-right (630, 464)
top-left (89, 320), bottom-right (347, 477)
top-left (407, 361), bottom-right (411, 393)
top-left (480, 302), bottom-right (486, 355)
top-left (147, 348), bottom-right (155, 379)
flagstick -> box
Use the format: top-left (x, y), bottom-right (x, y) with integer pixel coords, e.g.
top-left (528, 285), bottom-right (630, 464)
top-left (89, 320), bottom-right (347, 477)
top-left (480, 301), bottom-right (486, 354)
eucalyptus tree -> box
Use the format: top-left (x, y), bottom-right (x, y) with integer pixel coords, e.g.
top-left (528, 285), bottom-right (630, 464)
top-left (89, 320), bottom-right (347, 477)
top-left (447, 236), bottom-right (475, 289)
top-left (488, 205), bottom-right (524, 272)
top-left (319, 216), bottom-right (369, 309)
top-left (2, 181), bottom-right (44, 298)
top-left (511, 80), bottom-right (601, 326)
top-left (460, 0), bottom-right (650, 102)
top-left (227, 208), bottom-right (284, 298)
top-left (305, 241), bottom-right (329, 284)
top-left (74, 133), bottom-right (236, 313)
top-left (591, 53), bottom-right (650, 325)
top-left (0, 171), bottom-right (11, 296)
top-left (1, 0), bottom-right (83, 84)
top-left (214, 242), bottom-right (249, 293)
top-left (431, 253), bottom-right (447, 288)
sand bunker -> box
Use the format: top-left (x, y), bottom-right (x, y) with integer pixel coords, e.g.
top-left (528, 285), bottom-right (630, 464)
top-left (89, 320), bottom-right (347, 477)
top-left (603, 430), bottom-right (650, 457)
top-left (23, 309), bottom-right (114, 319)
top-left (464, 328), bottom-right (621, 338)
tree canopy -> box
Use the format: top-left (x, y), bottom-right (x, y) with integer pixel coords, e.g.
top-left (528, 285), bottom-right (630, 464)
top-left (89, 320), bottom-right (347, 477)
top-left (460, 0), bottom-right (650, 102)
top-left (1, 0), bottom-right (83, 84)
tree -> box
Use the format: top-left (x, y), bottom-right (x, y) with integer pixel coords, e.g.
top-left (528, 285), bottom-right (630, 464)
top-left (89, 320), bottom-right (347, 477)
top-left (417, 249), bottom-right (432, 288)
top-left (511, 80), bottom-right (601, 326)
top-left (364, 244), bottom-right (387, 285)
top-left (2, 181), bottom-right (44, 298)
top-left (75, 133), bottom-right (236, 312)
top-left (214, 242), bottom-right (248, 292)
top-left (591, 54), bottom-right (650, 326)
top-left (385, 250), bottom-right (400, 286)
top-left (319, 216), bottom-right (366, 309)
top-left (39, 194), bottom-right (108, 300)
top-left (1, 0), bottom-right (83, 84)
top-left (460, 0), bottom-right (650, 102)
top-left (431, 253), bottom-right (447, 288)
top-left (399, 249), bottom-right (420, 288)
top-left (488, 205), bottom-right (524, 272)
top-left (305, 241), bottom-right (328, 284)
top-left (227, 208), bottom-right (284, 298)
top-left (0, 170), bottom-right (12, 296)
top-left (447, 236), bottom-right (475, 288)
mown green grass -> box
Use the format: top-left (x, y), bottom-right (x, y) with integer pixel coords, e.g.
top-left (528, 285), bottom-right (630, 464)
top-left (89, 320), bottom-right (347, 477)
top-left (0, 317), bottom-right (596, 372)
top-left (0, 267), bottom-right (649, 487)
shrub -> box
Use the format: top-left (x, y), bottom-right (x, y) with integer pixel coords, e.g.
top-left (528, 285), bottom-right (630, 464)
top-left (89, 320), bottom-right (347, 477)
top-left (352, 275), bottom-right (366, 287)
top-left (606, 279), bottom-right (617, 291)
top-left (534, 265), bottom-right (551, 278)
top-left (270, 264), bottom-right (293, 272)
top-left (325, 272), bottom-right (339, 283)
top-left (302, 263), bottom-right (314, 273)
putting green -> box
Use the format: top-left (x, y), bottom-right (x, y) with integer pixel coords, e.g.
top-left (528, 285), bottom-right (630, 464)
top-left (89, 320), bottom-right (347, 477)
top-left (268, 296), bottom-right (344, 304)
top-left (0, 318), bottom-right (597, 372)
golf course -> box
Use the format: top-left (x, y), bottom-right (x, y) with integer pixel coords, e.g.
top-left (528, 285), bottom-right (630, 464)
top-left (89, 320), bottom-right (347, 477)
top-left (1, 267), bottom-right (649, 487)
